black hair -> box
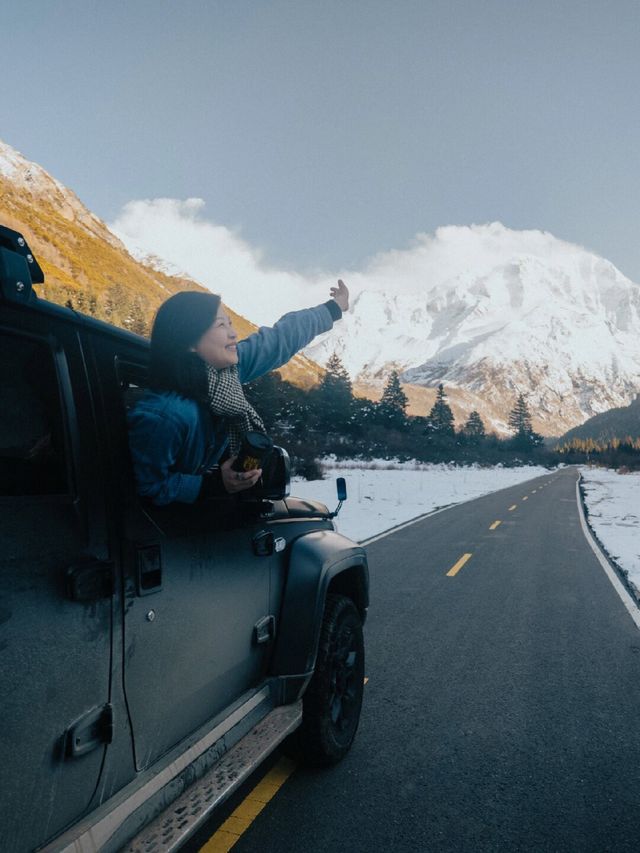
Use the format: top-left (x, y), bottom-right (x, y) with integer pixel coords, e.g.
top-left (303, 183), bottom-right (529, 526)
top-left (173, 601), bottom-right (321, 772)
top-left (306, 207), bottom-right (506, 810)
top-left (148, 291), bottom-right (222, 398)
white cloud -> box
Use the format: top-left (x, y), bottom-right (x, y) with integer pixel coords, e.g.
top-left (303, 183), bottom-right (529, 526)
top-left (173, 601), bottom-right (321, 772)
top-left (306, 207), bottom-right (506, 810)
top-left (109, 199), bottom-right (622, 329)
top-left (109, 197), bottom-right (332, 324)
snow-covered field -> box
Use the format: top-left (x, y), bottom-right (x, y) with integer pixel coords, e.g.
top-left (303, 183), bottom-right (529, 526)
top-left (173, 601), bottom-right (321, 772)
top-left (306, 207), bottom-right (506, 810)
top-left (291, 460), bottom-right (552, 543)
top-left (290, 462), bottom-right (639, 594)
top-left (579, 467), bottom-right (640, 596)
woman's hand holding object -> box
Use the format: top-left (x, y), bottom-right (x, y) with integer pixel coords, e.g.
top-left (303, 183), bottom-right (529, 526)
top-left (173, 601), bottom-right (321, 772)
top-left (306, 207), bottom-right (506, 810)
top-left (221, 457), bottom-right (262, 493)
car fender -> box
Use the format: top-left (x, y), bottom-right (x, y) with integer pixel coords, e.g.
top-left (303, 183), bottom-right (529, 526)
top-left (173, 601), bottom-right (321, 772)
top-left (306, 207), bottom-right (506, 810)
top-left (270, 529), bottom-right (368, 678)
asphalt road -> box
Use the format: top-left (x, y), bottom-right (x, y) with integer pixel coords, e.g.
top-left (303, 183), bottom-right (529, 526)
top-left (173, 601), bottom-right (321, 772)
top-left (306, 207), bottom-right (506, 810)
top-left (199, 468), bottom-right (640, 852)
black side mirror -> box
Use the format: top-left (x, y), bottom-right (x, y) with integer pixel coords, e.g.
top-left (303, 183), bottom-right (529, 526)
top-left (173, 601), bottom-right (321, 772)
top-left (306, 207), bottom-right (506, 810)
top-left (329, 477), bottom-right (347, 519)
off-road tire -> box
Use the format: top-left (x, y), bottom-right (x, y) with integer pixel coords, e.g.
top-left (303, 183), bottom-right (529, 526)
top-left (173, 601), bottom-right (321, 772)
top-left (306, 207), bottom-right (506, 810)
top-left (293, 593), bottom-right (365, 766)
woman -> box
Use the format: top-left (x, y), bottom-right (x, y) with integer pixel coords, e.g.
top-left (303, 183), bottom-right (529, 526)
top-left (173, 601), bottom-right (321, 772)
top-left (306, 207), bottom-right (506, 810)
top-left (128, 281), bottom-right (349, 505)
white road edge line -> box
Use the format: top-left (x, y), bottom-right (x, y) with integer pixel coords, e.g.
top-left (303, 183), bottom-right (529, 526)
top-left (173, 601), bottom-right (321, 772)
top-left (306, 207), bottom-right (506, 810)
top-left (575, 476), bottom-right (640, 631)
top-left (360, 504), bottom-right (456, 546)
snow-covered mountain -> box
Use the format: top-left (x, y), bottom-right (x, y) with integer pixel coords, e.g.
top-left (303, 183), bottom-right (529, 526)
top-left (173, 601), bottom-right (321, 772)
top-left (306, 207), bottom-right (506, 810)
top-left (303, 223), bottom-right (640, 435)
top-left (5, 137), bottom-right (639, 437)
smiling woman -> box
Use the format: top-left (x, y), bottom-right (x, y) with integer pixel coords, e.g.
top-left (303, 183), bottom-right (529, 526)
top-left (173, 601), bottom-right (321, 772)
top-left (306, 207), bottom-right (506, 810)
top-left (127, 282), bottom-right (349, 504)
top-left (193, 307), bottom-right (239, 369)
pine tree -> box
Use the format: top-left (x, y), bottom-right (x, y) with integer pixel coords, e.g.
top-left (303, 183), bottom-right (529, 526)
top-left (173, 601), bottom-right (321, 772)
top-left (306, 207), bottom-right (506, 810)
top-left (508, 393), bottom-right (543, 450)
top-left (426, 384), bottom-right (455, 438)
top-left (314, 353), bottom-right (353, 431)
top-left (462, 410), bottom-right (485, 442)
top-left (508, 393), bottom-right (533, 437)
top-left (127, 296), bottom-right (149, 336)
top-left (377, 370), bottom-right (408, 427)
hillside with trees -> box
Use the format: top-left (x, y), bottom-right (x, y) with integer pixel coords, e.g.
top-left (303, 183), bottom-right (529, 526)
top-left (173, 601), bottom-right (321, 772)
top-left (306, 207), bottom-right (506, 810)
top-left (244, 356), bottom-right (611, 476)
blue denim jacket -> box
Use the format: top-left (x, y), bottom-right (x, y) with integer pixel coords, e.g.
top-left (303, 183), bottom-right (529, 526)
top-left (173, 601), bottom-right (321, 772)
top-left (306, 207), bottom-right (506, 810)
top-left (128, 302), bottom-right (336, 505)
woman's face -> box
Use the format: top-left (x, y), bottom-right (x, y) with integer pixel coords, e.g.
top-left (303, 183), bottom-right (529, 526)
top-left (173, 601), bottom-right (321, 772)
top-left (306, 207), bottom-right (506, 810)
top-left (193, 307), bottom-right (239, 369)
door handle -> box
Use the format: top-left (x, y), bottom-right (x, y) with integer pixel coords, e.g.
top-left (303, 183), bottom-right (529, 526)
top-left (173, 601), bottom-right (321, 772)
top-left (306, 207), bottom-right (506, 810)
top-left (136, 544), bottom-right (162, 595)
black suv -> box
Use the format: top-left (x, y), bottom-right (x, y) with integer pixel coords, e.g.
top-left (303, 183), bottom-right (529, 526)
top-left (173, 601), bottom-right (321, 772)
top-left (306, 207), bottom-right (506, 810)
top-left (0, 225), bottom-right (368, 853)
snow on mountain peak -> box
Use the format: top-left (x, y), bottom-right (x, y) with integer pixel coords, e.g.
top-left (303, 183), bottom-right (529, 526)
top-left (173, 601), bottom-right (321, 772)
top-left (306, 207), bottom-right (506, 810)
top-left (303, 223), bottom-right (640, 432)
top-left (0, 138), bottom-right (123, 249)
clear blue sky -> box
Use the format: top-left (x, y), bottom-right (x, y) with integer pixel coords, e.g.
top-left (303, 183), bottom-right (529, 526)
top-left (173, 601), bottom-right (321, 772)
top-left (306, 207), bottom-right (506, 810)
top-left (2, 0), bottom-right (640, 280)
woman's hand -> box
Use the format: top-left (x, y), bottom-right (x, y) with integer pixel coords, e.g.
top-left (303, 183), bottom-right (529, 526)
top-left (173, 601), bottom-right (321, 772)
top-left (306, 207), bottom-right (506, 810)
top-left (220, 457), bottom-right (262, 493)
top-left (330, 279), bottom-right (349, 312)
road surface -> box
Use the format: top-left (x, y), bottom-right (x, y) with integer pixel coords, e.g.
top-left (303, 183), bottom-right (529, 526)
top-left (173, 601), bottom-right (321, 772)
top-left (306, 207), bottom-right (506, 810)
top-left (192, 467), bottom-right (640, 852)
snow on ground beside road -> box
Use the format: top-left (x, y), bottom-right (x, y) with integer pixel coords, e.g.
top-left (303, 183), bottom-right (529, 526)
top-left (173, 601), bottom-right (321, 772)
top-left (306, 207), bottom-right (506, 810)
top-left (291, 460), bottom-right (639, 607)
top-left (290, 460), bottom-right (552, 543)
top-left (579, 467), bottom-right (640, 594)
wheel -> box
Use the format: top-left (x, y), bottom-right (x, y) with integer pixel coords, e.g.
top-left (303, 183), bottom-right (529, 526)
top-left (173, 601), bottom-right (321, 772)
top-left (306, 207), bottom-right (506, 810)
top-left (294, 593), bottom-right (365, 767)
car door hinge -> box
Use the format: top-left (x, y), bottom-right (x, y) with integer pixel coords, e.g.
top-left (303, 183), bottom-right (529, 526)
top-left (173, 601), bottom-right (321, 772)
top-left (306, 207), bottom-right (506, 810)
top-left (254, 615), bottom-right (276, 645)
top-left (65, 704), bottom-right (114, 759)
top-left (252, 531), bottom-right (286, 556)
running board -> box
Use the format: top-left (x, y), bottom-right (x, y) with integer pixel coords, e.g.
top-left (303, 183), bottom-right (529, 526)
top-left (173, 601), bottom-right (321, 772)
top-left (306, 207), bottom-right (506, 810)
top-left (124, 702), bottom-right (302, 852)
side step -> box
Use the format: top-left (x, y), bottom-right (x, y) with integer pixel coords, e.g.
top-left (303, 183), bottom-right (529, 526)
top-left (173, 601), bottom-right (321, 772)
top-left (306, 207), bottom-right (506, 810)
top-left (124, 702), bottom-right (302, 853)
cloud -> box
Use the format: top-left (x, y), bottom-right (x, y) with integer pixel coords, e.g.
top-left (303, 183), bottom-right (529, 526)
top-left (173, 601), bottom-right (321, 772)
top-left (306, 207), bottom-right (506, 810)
top-left (109, 197), bottom-right (332, 324)
top-left (109, 199), bottom-right (618, 327)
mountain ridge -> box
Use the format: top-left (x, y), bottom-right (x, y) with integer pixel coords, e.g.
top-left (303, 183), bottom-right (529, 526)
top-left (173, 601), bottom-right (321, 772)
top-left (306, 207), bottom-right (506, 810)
top-left (0, 138), bottom-right (323, 388)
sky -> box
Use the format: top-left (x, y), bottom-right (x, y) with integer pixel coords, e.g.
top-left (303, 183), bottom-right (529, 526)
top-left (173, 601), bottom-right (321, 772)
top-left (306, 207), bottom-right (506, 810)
top-left (2, 0), bottom-right (640, 282)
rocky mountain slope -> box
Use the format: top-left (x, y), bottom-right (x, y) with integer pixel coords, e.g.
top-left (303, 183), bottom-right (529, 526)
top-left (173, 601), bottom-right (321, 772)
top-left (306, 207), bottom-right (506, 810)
top-left (0, 139), bottom-right (323, 388)
top-left (559, 394), bottom-right (640, 444)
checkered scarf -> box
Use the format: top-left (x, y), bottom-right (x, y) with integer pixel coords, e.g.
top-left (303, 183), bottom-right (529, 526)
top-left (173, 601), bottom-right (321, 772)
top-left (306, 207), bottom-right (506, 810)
top-left (205, 364), bottom-right (266, 455)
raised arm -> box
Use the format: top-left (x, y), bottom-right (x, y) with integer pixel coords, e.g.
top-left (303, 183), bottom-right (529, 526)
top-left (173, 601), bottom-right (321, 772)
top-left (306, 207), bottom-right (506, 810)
top-left (238, 281), bottom-right (348, 384)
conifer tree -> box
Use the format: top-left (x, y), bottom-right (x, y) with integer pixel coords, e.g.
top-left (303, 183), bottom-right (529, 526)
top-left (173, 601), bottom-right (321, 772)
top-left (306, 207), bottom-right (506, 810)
top-left (508, 393), bottom-right (533, 437)
top-left (462, 410), bottom-right (485, 442)
top-left (315, 353), bottom-right (353, 430)
top-left (377, 370), bottom-right (408, 427)
top-left (508, 393), bottom-right (543, 449)
top-left (426, 384), bottom-right (455, 437)
top-left (127, 296), bottom-right (149, 336)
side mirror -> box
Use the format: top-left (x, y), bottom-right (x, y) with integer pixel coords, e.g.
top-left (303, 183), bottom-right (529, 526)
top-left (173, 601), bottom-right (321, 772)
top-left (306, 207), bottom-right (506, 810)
top-left (329, 477), bottom-right (347, 519)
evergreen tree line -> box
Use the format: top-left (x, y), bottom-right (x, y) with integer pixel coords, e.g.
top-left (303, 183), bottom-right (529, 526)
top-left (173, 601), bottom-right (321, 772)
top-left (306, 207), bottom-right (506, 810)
top-left (243, 354), bottom-right (588, 477)
top-left (59, 292), bottom-right (638, 476)
top-left (556, 437), bottom-right (640, 471)
top-left (64, 283), bottom-right (151, 336)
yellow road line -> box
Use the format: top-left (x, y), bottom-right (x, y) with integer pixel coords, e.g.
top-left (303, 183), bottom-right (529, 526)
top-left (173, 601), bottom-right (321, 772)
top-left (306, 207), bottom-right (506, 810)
top-left (508, 505), bottom-right (517, 511)
top-left (364, 677), bottom-right (369, 684)
top-left (531, 489), bottom-right (537, 493)
top-left (489, 520), bottom-right (501, 530)
top-left (522, 496), bottom-right (528, 501)
top-left (446, 553), bottom-right (473, 577)
top-left (200, 757), bottom-right (296, 852)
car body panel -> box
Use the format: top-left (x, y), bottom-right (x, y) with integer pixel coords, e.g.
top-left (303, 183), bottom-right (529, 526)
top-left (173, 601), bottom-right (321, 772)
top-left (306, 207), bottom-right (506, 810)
top-left (0, 226), bottom-right (369, 852)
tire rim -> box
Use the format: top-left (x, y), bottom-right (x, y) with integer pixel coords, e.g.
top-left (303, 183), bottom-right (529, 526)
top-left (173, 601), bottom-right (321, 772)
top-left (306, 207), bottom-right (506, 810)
top-left (329, 625), bottom-right (360, 732)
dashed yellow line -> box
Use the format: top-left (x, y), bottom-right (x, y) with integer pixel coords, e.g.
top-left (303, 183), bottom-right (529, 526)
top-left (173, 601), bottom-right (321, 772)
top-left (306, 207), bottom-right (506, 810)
top-left (446, 553), bottom-right (473, 577)
top-left (489, 520), bottom-right (501, 530)
top-left (200, 757), bottom-right (296, 852)
top-left (522, 496), bottom-right (528, 501)
top-left (531, 489), bottom-right (537, 493)
top-left (508, 504), bottom-right (517, 512)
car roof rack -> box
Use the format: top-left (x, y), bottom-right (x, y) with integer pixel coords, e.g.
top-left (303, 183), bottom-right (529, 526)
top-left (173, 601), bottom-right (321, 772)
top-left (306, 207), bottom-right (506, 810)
top-left (0, 224), bottom-right (44, 304)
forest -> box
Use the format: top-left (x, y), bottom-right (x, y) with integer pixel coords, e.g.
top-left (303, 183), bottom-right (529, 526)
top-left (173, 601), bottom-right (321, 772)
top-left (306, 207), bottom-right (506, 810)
top-left (244, 355), bottom-right (640, 477)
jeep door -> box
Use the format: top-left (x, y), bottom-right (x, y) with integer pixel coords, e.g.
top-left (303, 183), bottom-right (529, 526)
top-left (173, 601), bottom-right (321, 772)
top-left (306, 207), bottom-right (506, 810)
top-left (0, 313), bottom-right (112, 853)
top-left (92, 341), bottom-right (273, 771)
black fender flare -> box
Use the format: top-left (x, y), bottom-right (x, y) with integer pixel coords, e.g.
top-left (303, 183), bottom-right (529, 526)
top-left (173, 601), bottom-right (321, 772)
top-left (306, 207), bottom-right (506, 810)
top-left (270, 529), bottom-right (368, 677)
